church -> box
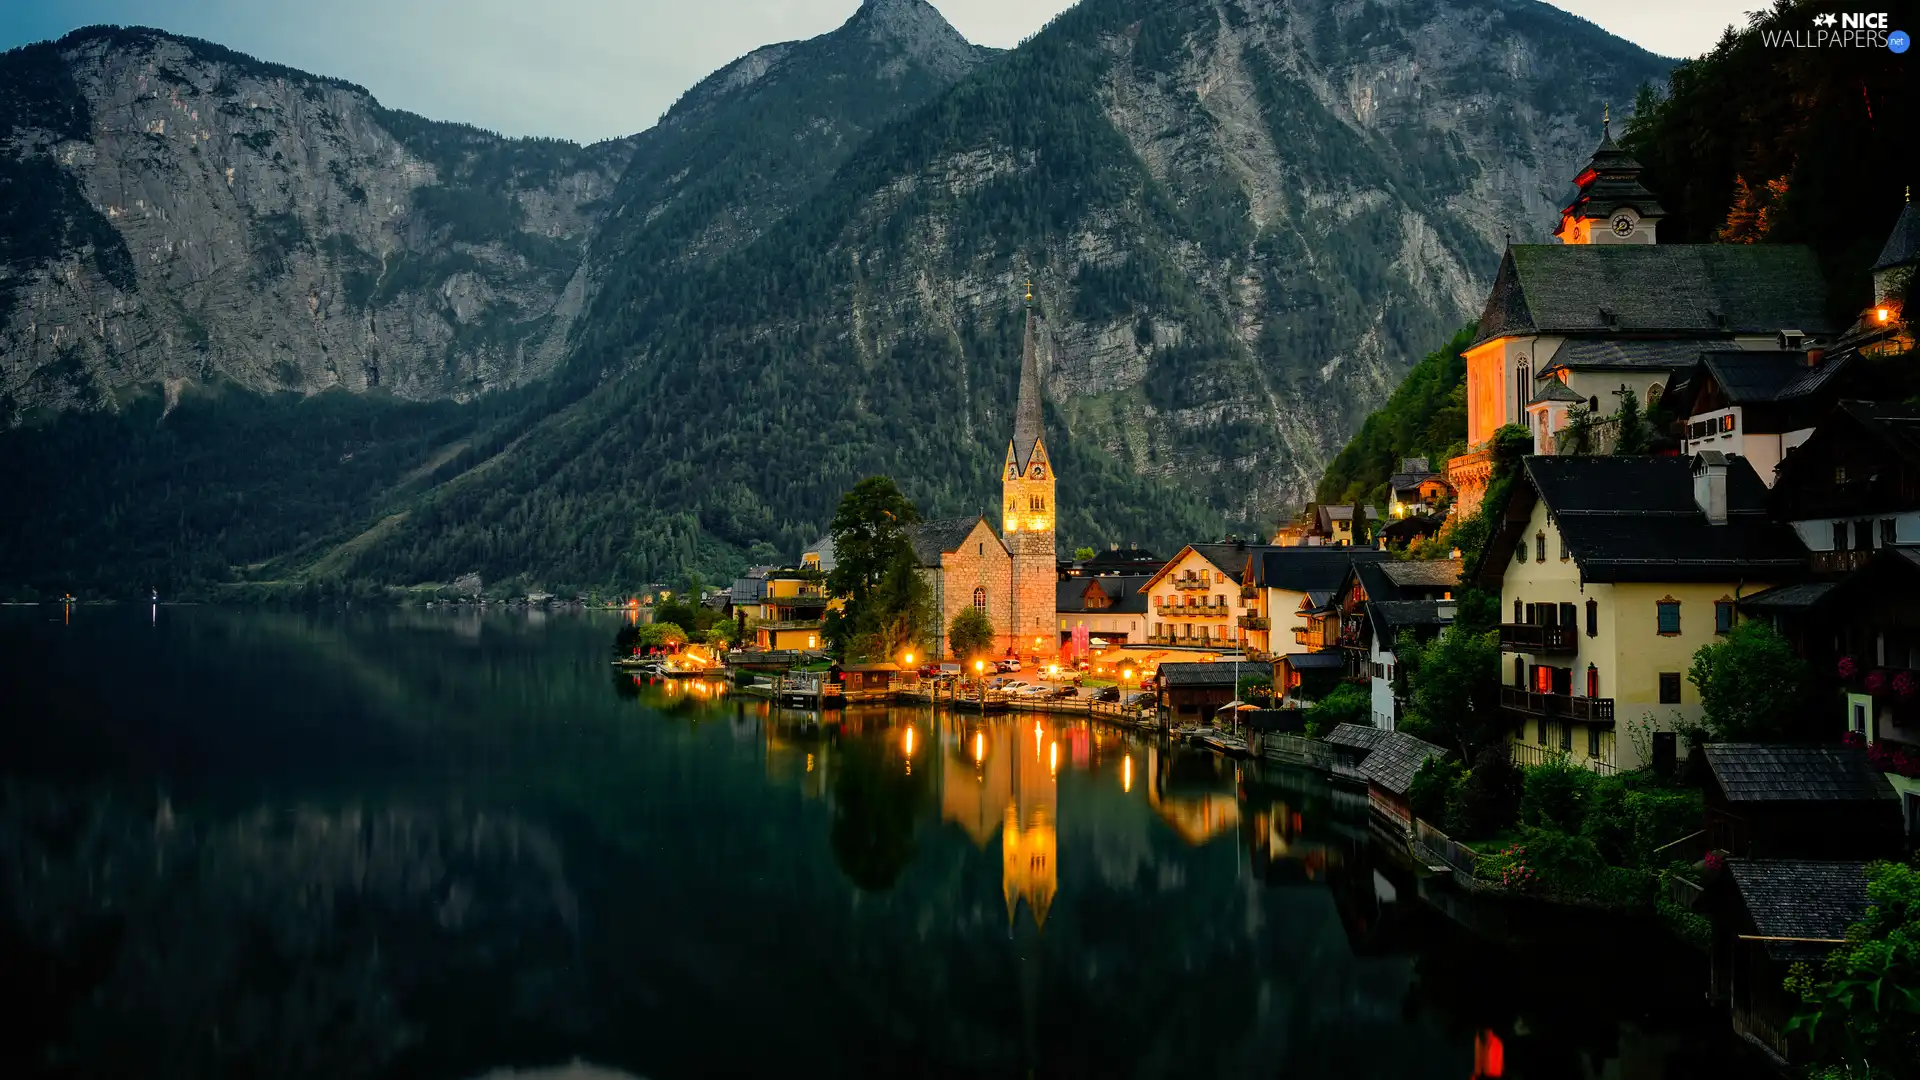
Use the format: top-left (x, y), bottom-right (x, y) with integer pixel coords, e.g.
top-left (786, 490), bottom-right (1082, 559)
top-left (911, 290), bottom-right (1060, 663)
top-left (1447, 112), bottom-right (1833, 515)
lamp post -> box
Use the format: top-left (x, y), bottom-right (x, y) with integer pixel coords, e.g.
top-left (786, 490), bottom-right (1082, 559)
top-left (975, 659), bottom-right (986, 713)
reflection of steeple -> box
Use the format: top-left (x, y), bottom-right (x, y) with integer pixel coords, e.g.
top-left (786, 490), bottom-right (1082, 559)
top-left (940, 723), bottom-right (1010, 847)
top-left (1147, 744), bottom-right (1240, 846)
top-left (1001, 719), bottom-right (1058, 930)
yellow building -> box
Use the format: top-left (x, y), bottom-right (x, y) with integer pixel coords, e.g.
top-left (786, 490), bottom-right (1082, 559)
top-left (1478, 453), bottom-right (1806, 772)
top-left (734, 570), bottom-right (833, 651)
top-left (1138, 544), bottom-right (1264, 656)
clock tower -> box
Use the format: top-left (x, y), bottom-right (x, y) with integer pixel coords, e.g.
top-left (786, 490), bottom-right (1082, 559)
top-left (1003, 285), bottom-right (1057, 661)
top-left (1554, 106), bottom-right (1664, 246)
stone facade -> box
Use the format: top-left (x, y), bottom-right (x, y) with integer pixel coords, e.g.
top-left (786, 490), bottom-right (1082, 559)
top-left (919, 518), bottom-right (1013, 663)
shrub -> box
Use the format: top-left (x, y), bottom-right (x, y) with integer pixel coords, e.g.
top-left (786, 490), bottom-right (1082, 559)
top-left (1304, 682), bottom-right (1369, 737)
top-left (1410, 755), bottom-right (1465, 823)
top-left (1450, 743), bottom-right (1523, 839)
top-left (1521, 757), bottom-right (1597, 832)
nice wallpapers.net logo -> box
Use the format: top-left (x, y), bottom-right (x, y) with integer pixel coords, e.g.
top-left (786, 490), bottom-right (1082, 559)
top-left (1763, 11), bottom-right (1909, 50)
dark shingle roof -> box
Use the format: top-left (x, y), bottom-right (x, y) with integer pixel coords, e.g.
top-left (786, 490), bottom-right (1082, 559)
top-left (1282, 651), bottom-right (1346, 671)
top-left (1543, 338), bottom-right (1715, 375)
top-left (1324, 723), bottom-right (1447, 795)
top-left (1379, 559), bottom-right (1463, 590)
top-left (1561, 130), bottom-right (1665, 223)
top-left (1156, 662), bottom-right (1243, 687)
top-left (1729, 860), bottom-right (1870, 960)
top-left (1370, 600), bottom-right (1456, 636)
top-left (1529, 378), bottom-right (1587, 406)
top-left (1475, 245), bottom-right (1834, 346)
top-left (1057, 575), bottom-right (1150, 615)
top-left (1699, 351), bottom-right (1804, 404)
top-left (1873, 202), bottom-right (1920, 272)
top-left (1704, 744), bottom-right (1897, 803)
top-left (1083, 547), bottom-right (1162, 570)
top-left (1256, 549), bottom-right (1387, 594)
top-left (730, 577), bottom-right (767, 604)
top-left (908, 517), bottom-right (993, 567)
top-left (1512, 456), bottom-right (1806, 582)
top-left (1737, 581), bottom-right (1837, 613)
top-left (1186, 543), bottom-right (1271, 580)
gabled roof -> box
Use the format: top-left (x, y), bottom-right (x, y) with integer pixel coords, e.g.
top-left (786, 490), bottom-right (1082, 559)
top-left (908, 516), bottom-right (998, 567)
top-left (1082, 547), bottom-right (1162, 571)
top-left (1736, 581), bottom-right (1837, 613)
top-left (1528, 378), bottom-right (1586, 406)
top-left (1561, 127), bottom-right (1665, 224)
top-left (1156, 662), bottom-right (1243, 687)
top-left (1324, 723), bottom-right (1446, 795)
top-left (1704, 743), bottom-right (1896, 803)
top-left (730, 577), bottom-right (768, 604)
top-left (1152, 543), bottom-right (1273, 587)
top-left (1873, 201), bottom-right (1920, 272)
top-left (1057, 574), bottom-right (1151, 615)
top-left (800, 535), bottom-right (837, 571)
top-left (1729, 860), bottom-right (1870, 960)
top-left (1280, 651), bottom-right (1345, 671)
top-left (1474, 245), bottom-right (1834, 346)
top-left (1478, 456), bottom-right (1806, 586)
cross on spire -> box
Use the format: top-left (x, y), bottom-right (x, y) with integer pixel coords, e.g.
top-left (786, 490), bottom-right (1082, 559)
top-left (1024, 280), bottom-right (1034, 308)
top-left (1603, 102), bottom-right (1611, 138)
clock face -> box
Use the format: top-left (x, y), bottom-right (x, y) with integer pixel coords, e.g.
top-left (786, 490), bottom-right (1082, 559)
top-left (1031, 464), bottom-right (1046, 480)
top-left (1007, 464), bottom-right (1019, 480)
top-left (1610, 214), bottom-right (1635, 237)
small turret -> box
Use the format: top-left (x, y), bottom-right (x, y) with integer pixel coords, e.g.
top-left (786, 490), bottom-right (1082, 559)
top-left (1555, 105), bottom-right (1665, 246)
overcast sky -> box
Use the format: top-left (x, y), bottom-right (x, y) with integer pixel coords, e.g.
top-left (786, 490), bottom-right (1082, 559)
top-left (0, 0), bottom-right (1765, 143)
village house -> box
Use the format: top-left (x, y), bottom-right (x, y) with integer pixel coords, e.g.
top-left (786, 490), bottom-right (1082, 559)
top-left (1386, 458), bottom-right (1451, 518)
top-left (1056, 574), bottom-right (1151, 650)
top-left (1243, 548), bottom-right (1389, 661)
top-left (1366, 600), bottom-right (1457, 731)
top-left (727, 567), bottom-right (833, 651)
top-left (1059, 545), bottom-right (1163, 579)
top-left (1303, 504), bottom-right (1383, 546)
top-left (1477, 454), bottom-right (1807, 773)
top-left (1447, 118), bottom-right (1833, 517)
top-left (1322, 558), bottom-right (1464, 730)
top-left (1137, 543), bottom-right (1269, 657)
top-left (1667, 348), bottom-right (1852, 483)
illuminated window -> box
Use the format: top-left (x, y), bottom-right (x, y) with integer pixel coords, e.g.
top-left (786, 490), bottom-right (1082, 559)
top-left (1656, 599), bottom-right (1680, 635)
top-left (973, 587), bottom-right (988, 612)
top-left (1586, 664), bottom-right (1599, 698)
top-left (1722, 413), bottom-right (1736, 433)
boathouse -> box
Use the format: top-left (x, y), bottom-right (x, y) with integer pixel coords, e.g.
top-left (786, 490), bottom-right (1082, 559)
top-left (1715, 860), bottom-right (1869, 1062)
top-left (1324, 723), bottom-right (1446, 833)
top-left (1702, 743), bottom-right (1902, 859)
top-left (1155, 662), bottom-right (1243, 721)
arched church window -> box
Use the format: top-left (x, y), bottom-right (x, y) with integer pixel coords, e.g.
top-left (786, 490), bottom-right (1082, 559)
top-left (1515, 361), bottom-right (1531, 423)
top-left (973, 587), bottom-right (988, 612)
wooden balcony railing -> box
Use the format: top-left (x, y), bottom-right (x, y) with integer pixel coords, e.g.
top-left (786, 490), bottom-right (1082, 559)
top-left (1240, 586), bottom-right (1260, 600)
top-left (1499, 623), bottom-right (1578, 655)
top-left (1173, 576), bottom-right (1211, 591)
top-left (1500, 686), bottom-right (1615, 722)
top-left (1239, 616), bottom-right (1270, 630)
top-left (1510, 740), bottom-right (1616, 774)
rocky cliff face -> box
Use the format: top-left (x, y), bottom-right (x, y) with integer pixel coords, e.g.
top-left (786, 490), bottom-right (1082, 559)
top-left (0, 26), bottom-right (633, 413)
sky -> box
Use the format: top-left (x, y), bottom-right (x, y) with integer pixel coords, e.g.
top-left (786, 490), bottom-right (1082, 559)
top-left (0, 0), bottom-right (1766, 144)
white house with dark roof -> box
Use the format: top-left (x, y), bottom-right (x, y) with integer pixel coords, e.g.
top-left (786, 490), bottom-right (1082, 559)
top-left (1447, 119), bottom-right (1835, 516)
top-left (1478, 454), bottom-right (1807, 773)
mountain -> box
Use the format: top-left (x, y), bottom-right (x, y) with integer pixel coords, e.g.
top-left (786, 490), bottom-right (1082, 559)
top-left (0, 26), bottom-right (646, 416)
top-left (0, 0), bottom-right (1674, 597)
top-left (353, 0), bottom-right (1673, 588)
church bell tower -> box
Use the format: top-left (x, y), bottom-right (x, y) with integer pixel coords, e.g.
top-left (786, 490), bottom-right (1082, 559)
top-left (1003, 283), bottom-right (1057, 660)
top-left (1555, 105), bottom-right (1665, 246)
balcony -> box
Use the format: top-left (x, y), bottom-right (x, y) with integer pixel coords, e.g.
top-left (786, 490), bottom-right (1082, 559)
top-left (1240, 586), bottom-right (1259, 600)
top-left (1239, 616), bottom-right (1270, 630)
top-left (1173, 576), bottom-right (1211, 591)
top-left (1500, 686), bottom-right (1615, 723)
top-left (1499, 623), bottom-right (1578, 655)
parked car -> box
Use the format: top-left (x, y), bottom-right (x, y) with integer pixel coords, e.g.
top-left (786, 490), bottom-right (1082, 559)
top-left (1123, 692), bottom-right (1154, 708)
top-left (1046, 685), bottom-right (1078, 700)
top-left (1089, 686), bottom-right (1121, 703)
top-left (996, 659), bottom-right (1022, 673)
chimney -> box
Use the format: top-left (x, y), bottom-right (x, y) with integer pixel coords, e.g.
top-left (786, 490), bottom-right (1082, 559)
top-left (1692, 451), bottom-right (1729, 525)
top-left (1806, 347), bottom-right (1826, 368)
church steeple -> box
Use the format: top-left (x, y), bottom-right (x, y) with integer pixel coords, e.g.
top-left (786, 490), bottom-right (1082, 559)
top-left (1010, 285), bottom-right (1046, 473)
top-left (1555, 105), bottom-right (1665, 245)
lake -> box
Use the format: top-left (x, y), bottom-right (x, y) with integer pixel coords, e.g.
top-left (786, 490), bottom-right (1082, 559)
top-left (0, 606), bottom-right (1771, 1079)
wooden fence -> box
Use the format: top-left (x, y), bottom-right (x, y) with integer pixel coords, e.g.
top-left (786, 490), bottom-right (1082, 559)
top-left (1260, 733), bottom-right (1333, 770)
top-left (1414, 818), bottom-right (1481, 878)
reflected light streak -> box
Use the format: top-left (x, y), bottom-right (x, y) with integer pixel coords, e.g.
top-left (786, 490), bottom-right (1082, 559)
top-left (1034, 721), bottom-right (1043, 758)
top-left (1049, 741), bottom-right (1058, 777)
top-left (904, 725), bottom-right (915, 757)
top-left (974, 731), bottom-right (985, 766)
top-left (1124, 754), bottom-right (1133, 793)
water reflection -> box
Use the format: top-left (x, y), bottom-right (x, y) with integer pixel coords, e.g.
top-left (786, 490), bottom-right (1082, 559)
top-left (0, 608), bottom-right (1773, 1080)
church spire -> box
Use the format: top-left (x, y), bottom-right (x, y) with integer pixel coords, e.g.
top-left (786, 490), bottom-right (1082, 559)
top-left (1010, 292), bottom-right (1045, 472)
top-left (1554, 108), bottom-right (1664, 245)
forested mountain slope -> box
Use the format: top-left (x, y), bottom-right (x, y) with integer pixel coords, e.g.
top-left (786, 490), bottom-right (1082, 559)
top-left (355, 0), bottom-right (1671, 586)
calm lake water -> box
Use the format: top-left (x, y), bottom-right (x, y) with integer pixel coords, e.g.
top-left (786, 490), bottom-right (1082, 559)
top-left (1, 606), bottom-right (1772, 1079)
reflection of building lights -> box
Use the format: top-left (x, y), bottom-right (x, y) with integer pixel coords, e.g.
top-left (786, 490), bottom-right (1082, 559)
top-left (1035, 722), bottom-right (1043, 757)
top-left (904, 725), bottom-right (915, 756)
top-left (806, 753), bottom-right (814, 772)
top-left (974, 731), bottom-right (985, 766)
top-left (1123, 754), bottom-right (1133, 792)
top-left (1049, 741), bottom-right (1058, 776)
top-left (1878, 306), bottom-right (1892, 323)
